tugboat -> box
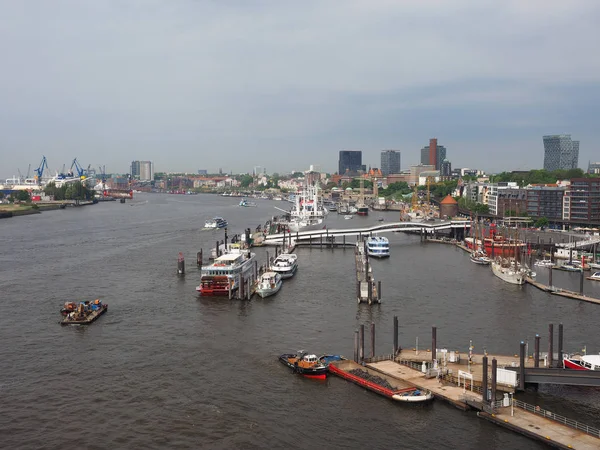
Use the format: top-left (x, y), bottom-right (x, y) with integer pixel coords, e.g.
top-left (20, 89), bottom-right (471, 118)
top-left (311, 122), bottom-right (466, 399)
top-left (279, 351), bottom-right (328, 379)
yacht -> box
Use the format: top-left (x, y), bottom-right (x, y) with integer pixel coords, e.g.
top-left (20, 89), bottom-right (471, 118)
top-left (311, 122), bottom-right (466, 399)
top-left (196, 244), bottom-right (256, 296)
top-left (563, 353), bottom-right (600, 370)
top-left (255, 272), bottom-right (283, 298)
top-left (204, 217), bottom-right (228, 229)
top-left (491, 258), bottom-right (528, 285)
top-left (366, 236), bottom-right (390, 258)
top-left (270, 253), bottom-right (298, 279)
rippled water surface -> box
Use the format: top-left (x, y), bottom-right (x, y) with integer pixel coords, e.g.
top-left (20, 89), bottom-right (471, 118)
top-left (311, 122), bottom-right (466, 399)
top-left (1, 194), bottom-right (599, 449)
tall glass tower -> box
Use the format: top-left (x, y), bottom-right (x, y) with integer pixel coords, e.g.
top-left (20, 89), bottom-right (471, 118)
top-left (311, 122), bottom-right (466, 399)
top-left (543, 135), bottom-right (579, 171)
top-left (380, 150), bottom-right (401, 176)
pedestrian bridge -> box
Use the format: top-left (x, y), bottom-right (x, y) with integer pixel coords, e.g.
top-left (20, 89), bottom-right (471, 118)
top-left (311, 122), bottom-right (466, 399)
top-left (510, 367), bottom-right (600, 387)
top-left (263, 220), bottom-right (471, 246)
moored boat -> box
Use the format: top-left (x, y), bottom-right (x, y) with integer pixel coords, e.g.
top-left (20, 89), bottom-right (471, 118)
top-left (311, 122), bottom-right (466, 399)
top-left (255, 272), bottom-right (282, 298)
top-left (204, 217), bottom-right (228, 229)
top-left (197, 244), bottom-right (256, 296)
top-left (563, 354), bottom-right (600, 370)
top-left (491, 258), bottom-right (527, 285)
top-left (587, 271), bottom-right (600, 281)
top-left (366, 236), bottom-right (390, 258)
top-left (328, 359), bottom-right (434, 403)
top-left (270, 253), bottom-right (298, 279)
top-left (470, 250), bottom-right (491, 265)
top-left (279, 351), bottom-right (328, 379)
top-left (61, 299), bottom-right (108, 325)
top-left (239, 198), bottom-right (257, 207)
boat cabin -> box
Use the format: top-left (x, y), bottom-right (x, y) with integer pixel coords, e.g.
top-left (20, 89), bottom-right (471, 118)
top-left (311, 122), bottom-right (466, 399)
top-left (581, 355), bottom-right (600, 370)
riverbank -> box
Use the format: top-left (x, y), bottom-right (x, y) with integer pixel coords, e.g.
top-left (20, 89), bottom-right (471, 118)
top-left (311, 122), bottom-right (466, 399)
top-left (0, 204), bottom-right (41, 218)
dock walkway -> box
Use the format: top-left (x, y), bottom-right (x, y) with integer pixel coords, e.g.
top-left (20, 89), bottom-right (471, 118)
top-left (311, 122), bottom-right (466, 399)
top-left (526, 277), bottom-right (600, 306)
top-left (355, 241), bottom-right (379, 304)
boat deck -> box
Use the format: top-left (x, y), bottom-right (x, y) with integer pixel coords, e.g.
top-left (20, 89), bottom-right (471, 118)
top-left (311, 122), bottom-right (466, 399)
top-left (60, 305), bottom-right (107, 325)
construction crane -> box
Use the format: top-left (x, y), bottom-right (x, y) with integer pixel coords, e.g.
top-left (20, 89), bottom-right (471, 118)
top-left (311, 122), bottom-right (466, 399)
top-left (34, 156), bottom-right (49, 185)
top-left (70, 158), bottom-right (86, 179)
top-left (98, 165), bottom-right (107, 190)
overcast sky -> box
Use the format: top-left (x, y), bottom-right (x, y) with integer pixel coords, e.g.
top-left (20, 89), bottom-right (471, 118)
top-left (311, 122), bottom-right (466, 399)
top-left (1, 0), bottom-right (599, 177)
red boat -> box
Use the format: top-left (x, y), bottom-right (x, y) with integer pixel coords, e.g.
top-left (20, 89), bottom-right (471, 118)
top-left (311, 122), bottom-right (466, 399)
top-left (563, 354), bottom-right (600, 370)
top-left (465, 223), bottom-right (526, 257)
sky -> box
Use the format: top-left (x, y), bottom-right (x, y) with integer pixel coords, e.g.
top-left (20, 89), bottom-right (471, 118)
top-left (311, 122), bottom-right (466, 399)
top-left (1, 0), bottom-right (599, 177)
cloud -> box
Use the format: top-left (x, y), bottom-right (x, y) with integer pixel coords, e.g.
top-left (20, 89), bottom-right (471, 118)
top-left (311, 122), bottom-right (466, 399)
top-left (0, 0), bottom-right (599, 175)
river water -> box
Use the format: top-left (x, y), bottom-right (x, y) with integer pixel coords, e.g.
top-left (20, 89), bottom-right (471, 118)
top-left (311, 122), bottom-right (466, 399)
top-left (1, 193), bottom-right (599, 449)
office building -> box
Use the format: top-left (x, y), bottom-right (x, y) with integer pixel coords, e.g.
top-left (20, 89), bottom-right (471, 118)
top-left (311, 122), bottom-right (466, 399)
top-left (419, 138), bottom-right (447, 170)
top-left (588, 162), bottom-right (600, 174)
top-left (380, 150), bottom-right (401, 176)
top-left (440, 160), bottom-right (452, 178)
top-left (563, 178), bottom-right (600, 223)
top-left (526, 186), bottom-right (565, 220)
top-left (131, 160), bottom-right (153, 181)
top-left (338, 151), bottom-right (363, 175)
top-left (543, 135), bottom-right (579, 171)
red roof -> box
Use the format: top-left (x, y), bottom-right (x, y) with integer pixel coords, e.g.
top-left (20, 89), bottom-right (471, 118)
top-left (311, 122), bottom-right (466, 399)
top-left (440, 195), bottom-right (458, 205)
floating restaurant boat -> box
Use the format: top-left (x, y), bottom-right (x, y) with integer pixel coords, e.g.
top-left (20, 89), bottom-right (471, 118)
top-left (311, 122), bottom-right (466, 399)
top-left (255, 272), bottom-right (282, 298)
top-left (60, 299), bottom-right (107, 325)
top-left (270, 253), bottom-right (298, 279)
top-left (279, 351), bottom-right (328, 379)
top-left (366, 236), bottom-right (390, 258)
top-left (197, 244), bottom-right (256, 296)
top-left (469, 249), bottom-right (491, 265)
top-left (563, 354), bottom-right (600, 371)
top-left (328, 359), bottom-right (434, 403)
top-left (204, 217), bottom-right (228, 229)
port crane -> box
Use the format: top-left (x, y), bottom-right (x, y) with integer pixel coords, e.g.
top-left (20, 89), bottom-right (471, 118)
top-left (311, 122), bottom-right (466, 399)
top-left (70, 158), bottom-right (86, 179)
top-left (34, 156), bottom-right (49, 185)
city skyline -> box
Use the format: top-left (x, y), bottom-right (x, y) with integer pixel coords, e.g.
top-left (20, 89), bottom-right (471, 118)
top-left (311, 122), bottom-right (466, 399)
top-left (1, 1), bottom-right (600, 176)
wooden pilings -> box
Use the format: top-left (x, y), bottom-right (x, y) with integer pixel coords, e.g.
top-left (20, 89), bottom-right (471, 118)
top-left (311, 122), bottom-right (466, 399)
top-left (482, 355), bottom-right (488, 402)
top-left (534, 334), bottom-right (540, 368)
top-left (359, 324), bottom-right (365, 362)
top-left (580, 269), bottom-right (584, 294)
top-left (177, 252), bottom-right (185, 275)
top-left (393, 315), bottom-right (399, 355)
top-left (558, 323), bottom-right (564, 366)
top-left (431, 326), bottom-right (437, 362)
top-left (354, 330), bottom-right (359, 362)
top-left (491, 358), bottom-right (498, 402)
top-left (548, 323), bottom-right (554, 367)
top-left (196, 250), bottom-right (203, 267)
top-left (370, 322), bottom-right (375, 358)
top-left (519, 341), bottom-right (526, 391)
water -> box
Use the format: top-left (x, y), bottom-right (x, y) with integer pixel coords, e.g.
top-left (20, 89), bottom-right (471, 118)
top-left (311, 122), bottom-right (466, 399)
top-left (1, 193), bottom-right (599, 449)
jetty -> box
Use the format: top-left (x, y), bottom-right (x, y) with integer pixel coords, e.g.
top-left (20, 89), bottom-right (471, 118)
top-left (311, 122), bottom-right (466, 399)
top-left (355, 240), bottom-right (380, 304)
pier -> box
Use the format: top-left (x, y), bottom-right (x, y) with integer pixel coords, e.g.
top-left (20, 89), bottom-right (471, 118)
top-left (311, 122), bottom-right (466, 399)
top-left (354, 240), bottom-right (380, 304)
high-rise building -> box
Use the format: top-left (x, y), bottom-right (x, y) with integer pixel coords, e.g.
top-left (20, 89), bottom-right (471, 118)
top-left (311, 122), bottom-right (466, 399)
top-left (338, 151), bottom-right (363, 175)
top-left (543, 135), bottom-right (579, 171)
top-left (420, 139), bottom-right (446, 170)
top-left (380, 150), bottom-right (401, 176)
top-left (440, 160), bottom-right (452, 178)
top-left (131, 160), bottom-right (153, 181)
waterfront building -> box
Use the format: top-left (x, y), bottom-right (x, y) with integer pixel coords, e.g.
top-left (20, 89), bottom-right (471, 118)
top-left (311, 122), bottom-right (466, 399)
top-left (338, 151), bottom-right (364, 175)
top-left (380, 150), bottom-right (401, 176)
top-left (439, 195), bottom-right (458, 218)
top-left (409, 164), bottom-right (434, 186)
top-left (526, 186), bottom-right (565, 220)
top-left (131, 160), bottom-right (154, 181)
top-left (419, 138), bottom-right (447, 170)
top-left (543, 135), bottom-right (579, 171)
top-left (563, 178), bottom-right (600, 223)
top-left (418, 170), bottom-right (440, 186)
top-left (588, 162), bottom-right (600, 174)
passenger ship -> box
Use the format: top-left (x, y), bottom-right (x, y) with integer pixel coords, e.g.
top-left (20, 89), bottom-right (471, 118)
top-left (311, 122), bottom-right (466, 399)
top-left (197, 244), bottom-right (256, 296)
top-left (366, 236), bottom-right (390, 258)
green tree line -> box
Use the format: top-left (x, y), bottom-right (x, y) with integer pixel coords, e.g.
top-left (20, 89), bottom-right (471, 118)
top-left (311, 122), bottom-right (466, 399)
top-left (44, 182), bottom-right (95, 201)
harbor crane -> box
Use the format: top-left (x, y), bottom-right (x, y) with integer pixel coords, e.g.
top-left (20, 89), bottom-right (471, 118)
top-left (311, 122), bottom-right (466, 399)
top-left (70, 158), bottom-right (86, 179)
top-left (34, 156), bottom-right (49, 185)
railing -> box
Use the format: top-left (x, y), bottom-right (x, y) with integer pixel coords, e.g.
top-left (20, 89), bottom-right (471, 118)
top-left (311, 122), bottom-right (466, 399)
top-left (363, 354), bottom-right (394, 364)
top-left (513, 399), bottom-right (600, 438)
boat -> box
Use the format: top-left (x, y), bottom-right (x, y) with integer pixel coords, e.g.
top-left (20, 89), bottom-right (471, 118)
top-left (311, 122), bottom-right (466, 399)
top-left (491, 258), bottom-right (528, 285)
top-left (239, 198), bottom-right (257, 207)
top-left (555, 261), bottom-right (582, 272)
top-left (366, 236), bottom-right (390, 258)
top-left (196, 244), bottom-right (256, 296)
top-left (60, 299), bottom-right (108, 325)
top-left (377, 217), bottom-right (384, 222)
top-left (534, 259), bottom-right (553, 268)
top-left (563, 354), bottom-right (600, 370)
top-left (279, 351), bottom-right (328, 379)
top-left (204, 217), bottom-right (228, 229)
top-left (588, 262), bottom-right (600, 270)
top-left (344, 215), bottom-right (353, 220)
top-left (587, 271), bottom-right (600, 281)
top-left (255, 272), bottom-right (282, 298)
top-left (319, 355), bottom-right (345, 367)
top-left (470, 250), bottom-right (491, 265)
top-left (328, 359), bottom-right (434, 403)
top-left (355, 178), bottom-right (369, 216)
top-left (270, 253), bottom-right (298, 279)
top-left (464, 223), bottom-right (526, 258)
top-left (281, 182), bottom-right (328, 232)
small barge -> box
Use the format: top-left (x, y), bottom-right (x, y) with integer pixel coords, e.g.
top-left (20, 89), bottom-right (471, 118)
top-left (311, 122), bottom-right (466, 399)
top-left (60, 299), bottom-right (108, 325)
top-left (329, 360), bottom-right (433, 403)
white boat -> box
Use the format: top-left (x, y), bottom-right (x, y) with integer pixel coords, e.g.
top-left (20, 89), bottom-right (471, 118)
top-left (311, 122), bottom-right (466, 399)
top-left (563, 353), bottom-right (600, 370)
top-left (344, 215), bottom-right (353, 220)
top-left (204, 217), bottom-right (228, 229)
top-left (470, 250), bottom-right (491, 265)
top-left (366, 236), bottom-right (390, 258)
top-left (270, 253), bottom-right (298, 279)
top-left (534, 259), bottom-right (553, 268)
top-left (283, 182), bottom-right (328, 232)
top-left (239, 199), bottom-right (257, 207)
top-left (588, 262), bottom-right (600, 270)
top-left (491, 258), bottom-right (528, 285)
top-left (392, 389), bottom-right (435, 403)
top-left (587, 271), bottom-right (600, 281)
top-left (255, 272), bottom-right (283, 298)
top-left (557, 262), bottom-right (582, 272)
top-left (196, 244), bottom-right (256, 296)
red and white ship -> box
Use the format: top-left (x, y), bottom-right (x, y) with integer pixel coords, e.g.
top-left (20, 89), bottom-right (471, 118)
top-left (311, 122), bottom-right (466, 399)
top-left (465, 223), bottom-right (526, 258)
top-left (563, 354), bottom-right (600, 370)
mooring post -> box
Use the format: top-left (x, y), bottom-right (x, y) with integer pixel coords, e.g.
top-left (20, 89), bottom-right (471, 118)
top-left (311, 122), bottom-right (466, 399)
top-left (239, 276), bottom-right (244, 300)
top-left (356, 281), bottom-right (360, 302)
top-left (491, 358), bottom-right (498, 404)
top-left (197, 250), bottom-right (202, 267)
top-left (254, 260), bottom-right (258, 280)
top-left (320, 233), bottom-right (323, 250)
top-left (519, 341), bottom-right (525, 391)
top-left (247, 278), bottom-right (251, 300)
top-left (548, 324), bottom-right (554, 367)
top-left (580, 269), bottom-right (584, 294)
top-left (482, 355), bottom-right (489, 402)
top-left (377, 280), bottom-right (382, 301)
top-left (343, 235), bottom-right (346, 247)
top-left (558, 323), bottom-right (564, 366)
top-left (548, 265), bottom-right (553, 288)
top-left (534, 334), bottom-right (540, 368)
top-left (177, 252), bottom-right (185, 275)
top-left (431, 326), bottom-right (437, 363)
top-left (569, 248), bottom-right (573, 264)
top-left (370, 322), bottom-right (376, 358)
top-left (354, 330), bottom-right (359, 362)
top-left (367, 280), bottom-right (372, 302)
top-left (359, 324), bottom-right (365, 363)
top-left (393, 315), bottom-right (399, 355)
top-left (215, 240), bottom-right (220, 257)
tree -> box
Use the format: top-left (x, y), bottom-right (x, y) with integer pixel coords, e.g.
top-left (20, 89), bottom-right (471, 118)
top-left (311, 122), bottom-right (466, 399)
top-left (239, 175), bottom-right (254, 188)
top-left (16, 190), bottom-right (31, 202)
top-left (535, 217), bottom-right (549, 229)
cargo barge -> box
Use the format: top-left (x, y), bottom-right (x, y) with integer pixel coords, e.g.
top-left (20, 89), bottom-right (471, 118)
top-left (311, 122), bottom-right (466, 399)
top-left (60, 300), bottom-right (108, 325)
top-left (329, 360), bottom-right (433, 403)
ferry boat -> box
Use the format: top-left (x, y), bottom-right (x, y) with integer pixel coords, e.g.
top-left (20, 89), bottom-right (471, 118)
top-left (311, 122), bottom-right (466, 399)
top-left (239, 198), bottom-right (257, 207)
top-left (255, 272), bottom-right (282, 298)
top-left (491, 258), bottom-right (528, 285)
top-left (563, 354), bottom-right (600, 370)
top-left (270, 253), bottom-right (298, 279)
top-left (204, 217), bottom-right (228, 229)
top-left (587, 271), bottom-right (600, 281)
top-left (356, 203), bottom-right (369, 216)
top-left (197, 244), bottom-right (256, 296)
top-left (279, 351), bottom-right (328, 379)
top-left (366, 236), bottom-right (390, 258)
